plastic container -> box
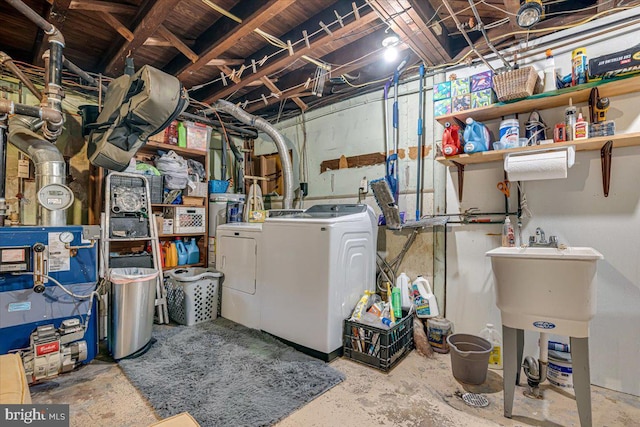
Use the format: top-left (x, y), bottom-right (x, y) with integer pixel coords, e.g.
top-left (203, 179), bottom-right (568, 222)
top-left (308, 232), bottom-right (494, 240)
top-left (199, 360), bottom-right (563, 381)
top-left (499, 118), bottom-right (520, 147)
top-left (427, 317), bottom-right (454, 354)
top-left (463, 118), bottom-right (491, 154)
top-left (411, 276), bottom-right (439, 318)
top-left (479, 323), bottom-right (503, 370)
top-left (164, 241), bottom-right (178, 268)
top-left (173, 207), bottom-right (206, 234)
top-left (395, 272), bottom-right (412, 310)
top-left (166, 120), bottom-right (178, 145)
top-left (442, 122), bottom-right (462, 156)
top-left (573, 113), bottom-right (589, 140)
top-left (502, 217), bottom-right (515, 247)
top-left (108, 267), bottom-right (159, 360)
top-left (572, 47), bottom-right (588, 86)
top-left (447, 334), bottom-right (492, 385)
top-left (343, 309), bottom-right (414, 372)
top-left (544, 49), bottom-right (557, 92)
top-left (547, 350), bottom-right (573, 388)
top-left (391, 288), bottom-right (402, 319)
top-left (177, 121), bottom-right (187, 148)
top-left (209, 179), bottom-right (230, 194)
top-left (175, 238), bottom-right (188, 265)
top-left (165, 267), bottom-right (223, 326)
top-left (565, 103), bottom-right (577, 141)
top-left (186, 238), bottom-right (200, 264)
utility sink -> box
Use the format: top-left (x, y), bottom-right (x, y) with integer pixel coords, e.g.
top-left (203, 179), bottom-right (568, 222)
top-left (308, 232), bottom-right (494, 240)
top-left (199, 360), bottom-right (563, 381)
top-left (486, 246), bottom-right (604, 337)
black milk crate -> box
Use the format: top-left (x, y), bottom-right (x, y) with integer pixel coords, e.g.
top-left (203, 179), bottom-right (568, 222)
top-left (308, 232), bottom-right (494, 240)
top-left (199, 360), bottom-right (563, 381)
top-left (343, 310), bottom-right (414, 372)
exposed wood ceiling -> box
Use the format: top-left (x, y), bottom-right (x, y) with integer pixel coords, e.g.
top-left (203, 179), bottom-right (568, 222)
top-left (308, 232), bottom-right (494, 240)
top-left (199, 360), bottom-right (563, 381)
top-left (1, 0), bottom-right (637, 122)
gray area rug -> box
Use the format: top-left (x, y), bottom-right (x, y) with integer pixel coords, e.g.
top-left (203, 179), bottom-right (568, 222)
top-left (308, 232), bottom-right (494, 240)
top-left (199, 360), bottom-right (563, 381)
top-left (119, 318), bottom-right (345, 426)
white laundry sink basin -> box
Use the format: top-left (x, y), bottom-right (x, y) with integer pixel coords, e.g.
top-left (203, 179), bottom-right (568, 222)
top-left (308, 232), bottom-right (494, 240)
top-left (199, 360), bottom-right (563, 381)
top-left (486, 246), bottom-right (603, 337)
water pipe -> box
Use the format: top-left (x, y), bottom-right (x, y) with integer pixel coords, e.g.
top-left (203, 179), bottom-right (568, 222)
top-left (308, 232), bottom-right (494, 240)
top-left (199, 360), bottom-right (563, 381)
top-left (415, 63), bottom-right (424, 221)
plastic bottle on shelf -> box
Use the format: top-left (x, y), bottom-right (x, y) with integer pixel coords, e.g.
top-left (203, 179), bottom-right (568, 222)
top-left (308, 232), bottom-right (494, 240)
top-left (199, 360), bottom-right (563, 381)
top-left (502, 217), bottom-right (515, 247)
top-left (480, 323), bottom-right (503, 370)
top-left (177, 121), bottom-right (187, 148)
top-left (573, 112), bottom-right (589, 140)
top-left (166, 120), bottom-right (178, 145)
top-left (395, 272), bottom-right (412, 310)
top-left (186, 238), bottom-right (200, 265)
top-left (175, 238), bottom-right (188, 265)
top-left (164, 241), bottom-right (177, 268)
top-left (391, 287), bottom-right (402, 319)
top-left (543, 49), bottom-right (557, 92)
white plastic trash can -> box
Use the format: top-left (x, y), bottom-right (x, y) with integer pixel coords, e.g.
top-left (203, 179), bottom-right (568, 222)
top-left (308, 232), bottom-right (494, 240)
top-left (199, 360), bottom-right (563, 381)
top-left (108, 267), bottom-right (159, 360)
top-left (166, 267), bottom-right (223, 326)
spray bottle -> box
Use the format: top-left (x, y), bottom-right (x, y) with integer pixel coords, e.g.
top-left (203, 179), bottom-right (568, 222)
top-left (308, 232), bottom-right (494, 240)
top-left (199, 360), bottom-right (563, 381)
top-left (502, 217), bottom-right (515, 247)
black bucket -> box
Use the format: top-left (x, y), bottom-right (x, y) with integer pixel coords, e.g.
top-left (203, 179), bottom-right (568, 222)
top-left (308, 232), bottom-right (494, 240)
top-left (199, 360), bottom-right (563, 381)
top-left (78, 105), bottom-right (100, 136)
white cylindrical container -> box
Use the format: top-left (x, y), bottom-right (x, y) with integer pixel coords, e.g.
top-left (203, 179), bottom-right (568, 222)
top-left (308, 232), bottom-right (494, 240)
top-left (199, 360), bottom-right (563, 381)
top-left (547, 351), bottom-right (573, 388)
top-left (395, 272), bottom-right (412, 310)
top-left (499, 119), bottom-right (520, 148)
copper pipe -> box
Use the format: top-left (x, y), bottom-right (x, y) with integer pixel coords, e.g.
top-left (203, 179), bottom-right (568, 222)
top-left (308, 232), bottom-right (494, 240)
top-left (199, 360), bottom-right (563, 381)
top-left (0, 52), bottom-right (42, 100)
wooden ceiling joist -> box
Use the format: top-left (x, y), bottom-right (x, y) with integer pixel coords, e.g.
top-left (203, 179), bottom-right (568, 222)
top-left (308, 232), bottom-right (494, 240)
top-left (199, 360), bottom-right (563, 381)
top-left (69, 1), bottom-right (139, 15)
top-left (194, 1), bottom-right (378, 104)
top-left (169, 0), bottom-right (292, 80)
top-left (103, 0), bottom-right (182, 76)
top-left (157, 24), bottom-right (199, 63)
top-left (98, 12), bottom-right (134, 42)
top-left (206, 58), bottom-right (245, 66)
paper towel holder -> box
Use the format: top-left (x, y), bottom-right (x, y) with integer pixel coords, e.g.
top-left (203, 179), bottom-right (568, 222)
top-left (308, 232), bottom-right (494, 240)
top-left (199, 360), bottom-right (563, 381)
top-left (504, 145), bottom-right (575, 181)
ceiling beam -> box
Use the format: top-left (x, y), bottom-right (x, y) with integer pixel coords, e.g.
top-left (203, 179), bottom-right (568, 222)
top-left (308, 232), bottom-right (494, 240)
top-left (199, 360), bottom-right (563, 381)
top-left (206, 58), bottom-right (245, 66)
top-left (406, 0), bottom-right (452, 57)
top-left (69, 1), bottom-right (138, 15)
top-left (98, 11), bottom-right (134, 42)
top-left (103, 0), bottom-right (182, 76)
top-left (32, 0), bottom-right (72, 65)
top-left (157, 24), bottom-right (199, 63)
top-left (168, 0), bottom-right (292, 81)
top-left (194, 1), bottom-right (379, 104)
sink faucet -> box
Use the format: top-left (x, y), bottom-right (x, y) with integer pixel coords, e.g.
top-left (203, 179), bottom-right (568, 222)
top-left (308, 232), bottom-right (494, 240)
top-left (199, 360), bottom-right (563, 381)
top-left (529, 227), bottom-right (559, 248)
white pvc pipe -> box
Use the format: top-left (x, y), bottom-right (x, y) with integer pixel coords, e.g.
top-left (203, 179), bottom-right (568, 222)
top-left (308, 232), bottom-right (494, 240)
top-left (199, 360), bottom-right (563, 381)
top-left (539, 332), bottom-right (549, 383)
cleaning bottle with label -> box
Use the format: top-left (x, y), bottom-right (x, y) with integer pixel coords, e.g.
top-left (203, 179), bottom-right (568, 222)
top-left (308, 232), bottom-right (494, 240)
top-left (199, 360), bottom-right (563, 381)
top-left (411, 276), bottom-right (439, 318)
top-left (175, 238), bottom-right (188, 265)
top-left (395, 272), bottom-right (412, 310)
top-left (164, 241), bottom-right (177, 268)
top-left (502, 217), bottom-right (515, 247)
top-left (177, 121), bottom-right (187, 148)
top-left (442, 122), bottom-right (462, 156)
top-left (463, 118), bottom-right (491, 154)
top-left (480, 323), bottom-right (503, 369)
top-left (186, 238), bottom-right (200, 264)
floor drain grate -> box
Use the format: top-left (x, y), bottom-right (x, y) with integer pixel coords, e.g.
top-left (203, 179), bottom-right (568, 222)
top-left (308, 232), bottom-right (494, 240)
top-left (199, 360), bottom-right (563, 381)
top-left (462, 393), bottom-right (489, 407)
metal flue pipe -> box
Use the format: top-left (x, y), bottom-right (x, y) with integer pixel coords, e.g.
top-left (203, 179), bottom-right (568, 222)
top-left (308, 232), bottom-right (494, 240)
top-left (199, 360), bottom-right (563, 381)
top-left (214, 100), bottom-right (294, 209)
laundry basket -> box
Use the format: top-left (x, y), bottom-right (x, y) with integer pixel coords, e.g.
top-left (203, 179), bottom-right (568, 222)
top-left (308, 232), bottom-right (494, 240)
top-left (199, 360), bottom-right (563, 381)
top-left (165, 267), bottom-right (223, 326)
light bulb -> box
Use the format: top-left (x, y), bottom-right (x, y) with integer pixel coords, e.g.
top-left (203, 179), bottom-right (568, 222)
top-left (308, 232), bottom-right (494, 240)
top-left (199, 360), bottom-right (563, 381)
top-left (384, 46), bottom-right (398, 62)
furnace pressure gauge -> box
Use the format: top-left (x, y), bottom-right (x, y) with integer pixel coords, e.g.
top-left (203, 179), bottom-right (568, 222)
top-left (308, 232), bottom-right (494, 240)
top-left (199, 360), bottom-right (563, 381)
top-left (59, 231), bottom-right (74, 244)
top-left (37, 184), bottom-right (74, 211)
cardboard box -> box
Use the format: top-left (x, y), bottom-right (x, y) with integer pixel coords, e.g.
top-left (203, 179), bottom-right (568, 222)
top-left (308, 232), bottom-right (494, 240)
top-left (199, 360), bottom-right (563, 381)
top-left (471, 70), bottom-right (494, 91)
top-left (589, 45), bottom-right (640, 80)
top-left (182, 196), bottom-right (205, 206)
top-left (156, 217), bottom-right (174, 235)
top-left (433, 99), bottom-right (451, 117)
top-left (433, 81), bottom-right (451, 100)
top-left (451, 77), bottom-right (470, 97)
top-left (184, 182), bottom-right (208, 197)
top-left (452, 94), bottom-right (471, 112)
top-left (185, 121), bottom-right (211, 151)
top-left (471, 89), bottom-right (496, 109)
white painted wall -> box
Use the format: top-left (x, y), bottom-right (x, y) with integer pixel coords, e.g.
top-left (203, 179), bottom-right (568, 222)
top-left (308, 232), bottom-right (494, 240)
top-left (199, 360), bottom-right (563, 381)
top-left (252, 10), bottom-right (640, 396)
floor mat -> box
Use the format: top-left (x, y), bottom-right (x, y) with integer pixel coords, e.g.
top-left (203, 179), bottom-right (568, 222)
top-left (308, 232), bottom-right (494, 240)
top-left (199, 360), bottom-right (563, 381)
top-left (119, 319), bottom-right (345, 426)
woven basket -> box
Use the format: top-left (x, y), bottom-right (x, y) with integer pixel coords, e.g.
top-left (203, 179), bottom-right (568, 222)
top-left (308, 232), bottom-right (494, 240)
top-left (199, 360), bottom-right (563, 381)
top-left (492, 66), bottom-right (540, 102)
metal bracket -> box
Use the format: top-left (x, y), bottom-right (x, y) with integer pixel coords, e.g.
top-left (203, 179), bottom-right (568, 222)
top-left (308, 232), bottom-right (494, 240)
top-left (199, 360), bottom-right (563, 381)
top-left (600, 140), bottom-right (613, 197)
top-left (452, 161), bottom-right (465, 202)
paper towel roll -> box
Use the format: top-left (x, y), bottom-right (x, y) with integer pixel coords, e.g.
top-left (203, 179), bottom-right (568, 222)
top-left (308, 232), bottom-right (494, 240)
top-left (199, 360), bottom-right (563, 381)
top-left (504, 150), bottom-right (568, 181)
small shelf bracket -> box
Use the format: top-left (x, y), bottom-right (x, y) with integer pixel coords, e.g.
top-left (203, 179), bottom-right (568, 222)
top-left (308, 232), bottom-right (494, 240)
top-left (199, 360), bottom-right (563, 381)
top-left (600, 140), bottom-right (613, 197)
top-left (452, 161), bottom-right (465, 202)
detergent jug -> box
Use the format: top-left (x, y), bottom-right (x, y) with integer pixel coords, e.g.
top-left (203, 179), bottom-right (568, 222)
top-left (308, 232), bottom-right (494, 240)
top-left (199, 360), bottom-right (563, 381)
top-left (175, 238), bottom-right (188, 265)
top-left (442, 122), bottom-right (462, 156)
top-left (463, 117), bottom-right (491, 154)
top-left (411, 276), bottom-right (440, 318)
top-left (164, 241), bottom-right (178, 268)
top-left (186, 238), bottom-right (200, 264)
top-left (395, 272), bottom-right (412, 310)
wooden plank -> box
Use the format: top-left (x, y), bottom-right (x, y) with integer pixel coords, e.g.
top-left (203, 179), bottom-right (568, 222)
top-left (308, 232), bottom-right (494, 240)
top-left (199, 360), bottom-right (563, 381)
top-left (206, 58), bottom-right (245, 66)
top-left (144, 37), bottom-right (173, 47)
top-left (157, 24), bottom-right (199, 63)
top-left (104, 0), bottom-right (182, 76)
top-left (260, 76), bottom-right (281, 96)
top-left (321, 152), bottom-right (386, 173)
top-left (173, 0), bottom-right (292, 80)
top-left (69, 0), bottom-right (138, 15)
top-left (98, 11), bottom-right (134, 42)
top-left (290, 96), bottom-right (308, 111)
top-left (196, 6), bottom-right (378, 104)
top-left (436, 74), bottom-right (640, 126)
top-left (32, 0), bottom-right (72, 65)
top-left (435, 132), bottom-right (640, 167)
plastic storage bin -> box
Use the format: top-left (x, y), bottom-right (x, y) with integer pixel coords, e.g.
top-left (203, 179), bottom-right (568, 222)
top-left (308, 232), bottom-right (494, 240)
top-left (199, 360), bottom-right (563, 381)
top-left (343, 311), bottom-right (414, 372)
top-left (108, 267), bottom-right (159, 360)
top-left (173, 207), bottom-right (206, 233)
top-left (165, 267), bottom-right (223, 326)
top-left (209, 179), bottom-right (230, 194)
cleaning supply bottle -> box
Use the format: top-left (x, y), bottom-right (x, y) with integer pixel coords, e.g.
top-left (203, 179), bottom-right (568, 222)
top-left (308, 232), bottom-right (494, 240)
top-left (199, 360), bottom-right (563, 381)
top-left (395, 272), bottom-right (412, 310)
top-left (544, 49), bottom-right (556, 92)
top-left (571, 47), bottom-right (588, 86)
top-left (177, 121), bottom-right (187, 148)
top-left (175, 238), bottom-right (188, 265)
top-left (565, 99), bottom-right (577, 141)
top-left (463, 118), bottom-right (491, 154)
top-left (164, 241), bottom-right (177, 268)
top-left (502, 217), bottom-right (515, 247)
top-left (411, 276), bottom-right (439, 318)
top-left (442, 122), bottom-right (462, 156)
top-left (391, 288), bottom-right (402, 319)
top-left (573, 112), bottom-right (589, 140)
top-left (186, 238), bottom-right (200, 264)
top-left (480, 323), bottom-right (503, 370)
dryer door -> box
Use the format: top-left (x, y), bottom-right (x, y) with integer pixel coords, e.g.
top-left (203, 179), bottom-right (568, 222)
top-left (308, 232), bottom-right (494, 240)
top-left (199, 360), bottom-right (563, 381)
top-left (217, 236), bottom-right (256, 294)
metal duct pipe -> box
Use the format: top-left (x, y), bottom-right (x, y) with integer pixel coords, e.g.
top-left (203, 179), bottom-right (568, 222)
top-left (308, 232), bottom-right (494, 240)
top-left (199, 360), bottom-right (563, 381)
top-left (8, 116), bottom-right (67, 226)
top-left (0, 52), bottom-right (43, 100)
top-left (0, 116), bottom-right (7, 224)
top-left (467, 0), bottom-right (512, 70)
top-left (214, 100), bottom-right (294, 209)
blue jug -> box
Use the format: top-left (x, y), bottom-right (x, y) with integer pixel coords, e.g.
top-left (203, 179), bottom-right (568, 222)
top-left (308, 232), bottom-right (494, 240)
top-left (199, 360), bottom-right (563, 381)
top-left (186, 238), bottom-right (200, 265)
top-left (175, 238), bottom-right (188, 265)
top-left (463, 118), bottom-right (491, 154)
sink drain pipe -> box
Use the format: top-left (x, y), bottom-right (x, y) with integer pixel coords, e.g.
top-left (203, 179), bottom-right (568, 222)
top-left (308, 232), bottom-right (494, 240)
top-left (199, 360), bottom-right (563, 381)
top-left (523, 332), bottom-right (549, 395)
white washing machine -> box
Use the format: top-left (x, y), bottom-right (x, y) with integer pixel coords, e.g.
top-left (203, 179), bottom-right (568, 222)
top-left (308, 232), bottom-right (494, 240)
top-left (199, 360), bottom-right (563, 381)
top-left (259, 204), bottom-right (377, 360)
top-left (216, 222), bottom-right (263, 328)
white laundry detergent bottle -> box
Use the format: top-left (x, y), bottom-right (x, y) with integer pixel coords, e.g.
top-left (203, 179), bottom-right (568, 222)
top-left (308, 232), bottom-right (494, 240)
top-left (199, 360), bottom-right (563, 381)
top-left (411, 276), bottom-right (439, 318)
top-left (395, 272), bottom-right (412, 310)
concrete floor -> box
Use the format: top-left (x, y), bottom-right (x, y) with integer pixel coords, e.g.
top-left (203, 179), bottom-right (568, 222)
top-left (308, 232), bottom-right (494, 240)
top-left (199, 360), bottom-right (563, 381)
top-left (30, 347), bottom-right (640, 427)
